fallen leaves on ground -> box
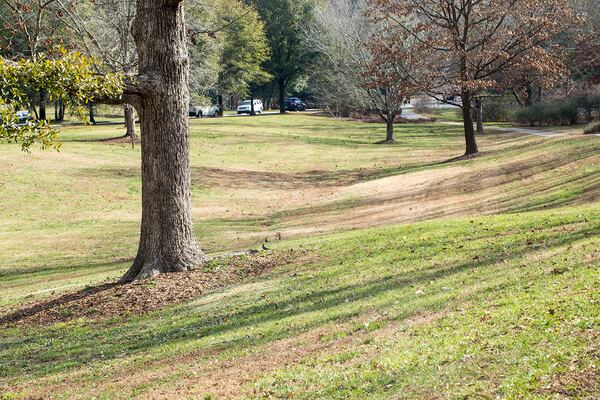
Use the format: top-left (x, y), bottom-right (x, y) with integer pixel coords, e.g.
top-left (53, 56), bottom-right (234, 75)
top-left (0, 249), bottom-right (300, 327)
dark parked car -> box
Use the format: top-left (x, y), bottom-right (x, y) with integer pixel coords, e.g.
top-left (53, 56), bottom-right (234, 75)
top-left (284, 97), bottom-right (306, 111)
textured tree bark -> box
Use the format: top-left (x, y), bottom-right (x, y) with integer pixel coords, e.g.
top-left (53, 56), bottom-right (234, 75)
top-left (461, 91), bottom-right (479, 155)
top-left (123, 103), bottom-right (137, 139)
top-left (121, 0), bottom-right (207, 282)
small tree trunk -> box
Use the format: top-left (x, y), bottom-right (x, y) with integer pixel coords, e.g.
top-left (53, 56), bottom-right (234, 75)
top-left (39, 90), bottom-right (47, 121)
top-left (461, 91), bottom-right (479, 155)
top-left (524, 82), bottom-right (534, 107)
top-left (250, 92), bottom-right (256, 115)
top-left (475, 98), bottom-right (484, 134)
top-left (121, 0), bottom-right (206, 282)
top-left (54, 101), bottom-right (59, 122)
top-left (384, 111), bottom-right (395, 143)
top-left (89, 103), bottom-right (96, 125)
top-left (123, 103), bottom-right (137, 139)
top-left (217, 94), bottom-right (224, 117)
top-left (59, 99), bottom-right (65, 122)
top-left (278, 79), bottom-right (286, 114)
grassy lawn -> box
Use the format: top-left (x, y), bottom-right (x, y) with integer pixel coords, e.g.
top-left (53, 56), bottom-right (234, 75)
top-left (418, 107), bottom-right (463, 122)
top-left (0, 114), bottom-right (598, 398)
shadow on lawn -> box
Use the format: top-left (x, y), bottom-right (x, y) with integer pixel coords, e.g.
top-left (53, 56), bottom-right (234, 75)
top-left (1, 219), bottom-right (596, 380)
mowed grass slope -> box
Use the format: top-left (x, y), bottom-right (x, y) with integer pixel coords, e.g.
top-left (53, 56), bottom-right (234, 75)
top-left (0, 114), bottom-right (599, 398)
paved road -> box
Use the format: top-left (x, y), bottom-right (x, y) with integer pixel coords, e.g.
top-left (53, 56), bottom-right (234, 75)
top-left (494, 126), bottom-right (566, 137)
top-left (400, 105), bottom-right (425, 120)
top-left (223, 110), bottom-right (321, 117)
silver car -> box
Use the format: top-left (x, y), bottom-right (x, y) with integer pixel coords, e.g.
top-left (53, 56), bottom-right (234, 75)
top-left (189, 104), bottom-right (219, 118)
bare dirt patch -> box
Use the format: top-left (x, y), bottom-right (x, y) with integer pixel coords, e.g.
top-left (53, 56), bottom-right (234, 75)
top-left (0, 249), bottom-right (299, 326)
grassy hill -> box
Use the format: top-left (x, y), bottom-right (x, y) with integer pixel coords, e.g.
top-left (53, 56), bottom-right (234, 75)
top-left (0, 114), bottom-right (598, 398)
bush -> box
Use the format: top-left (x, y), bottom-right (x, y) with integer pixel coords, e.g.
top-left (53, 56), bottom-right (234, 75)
top-left (584, 122), bottom-right (600, 135)
top-left (481, 95), bottom-right (519, 122)
top-left (515, 95), bottom-right (600, 126)
top-left (574, 95), bottom-right (600, 122)
top-left (516, 99), bottom-right (579, 126)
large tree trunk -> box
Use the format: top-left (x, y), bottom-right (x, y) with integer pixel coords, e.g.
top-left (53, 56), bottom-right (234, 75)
top-left (278, 78), bottom-right (286, 114)
top-left (461, 91), bottom-right (479, 155)
top-left (121, 0), bottom-right (207, 282)
top-left (123, 103), bottom-right (137, 139)
top-left (475, 98), bottom-right (483, 134)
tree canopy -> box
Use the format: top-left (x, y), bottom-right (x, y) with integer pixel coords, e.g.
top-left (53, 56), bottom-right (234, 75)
top-left (0, 51), bottom-right (122, 150)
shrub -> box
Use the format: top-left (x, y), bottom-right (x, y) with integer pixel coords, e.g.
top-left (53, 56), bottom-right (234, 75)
top-left (574, 95), bottom-right (600, 122)
top-left (481, 95), bottom-right (519, 122)
top-left (516, 99), bottom-right (579, 126)
top-left (584, 122), bottom-right (600, 135)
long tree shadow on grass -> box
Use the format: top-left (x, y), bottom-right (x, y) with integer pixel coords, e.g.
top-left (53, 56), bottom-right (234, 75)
top-left (1, 219), bottom-right (597, 380)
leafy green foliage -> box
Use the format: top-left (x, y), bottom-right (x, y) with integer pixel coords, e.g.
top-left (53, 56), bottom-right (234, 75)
top-left (188, 0), bottom-right (270, 103)
top-left (216, 0), bottom-right (271, 96)
top-left (250, 0), bottom-right (315, 93)
top-left (0, 51), bottom-right (123, 151)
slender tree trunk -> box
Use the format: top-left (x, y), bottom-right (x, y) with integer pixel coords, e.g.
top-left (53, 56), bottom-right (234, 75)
top-left (39, 90), bottom-right (47, 121)
top-left (53, 99), bottom-right (64, 122)
top-left (250, 92), bottom-right (256, 115)
top-left (121, 0), bottom-right (206, 282)
top-left (217, 94), bottom-right (224, 117)
top-left (461, 91), bottom-right (479, 155)
top-left (123, 103), bottom-right (137, 139)
top-left (278, 79), bottom-right (286, 114)
top-left (59, 99), bottom-right (65, 122)
top-left (475, 98), bottom-right (483, 134)
top-left (384, 111), bottom-right (395, 143)
top-left (525, 82), bottom-right (534, 107)
top-left (89, 103), bottom-right (96, 125)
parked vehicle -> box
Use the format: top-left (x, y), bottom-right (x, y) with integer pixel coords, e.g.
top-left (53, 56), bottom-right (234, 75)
top-left (237, 99), bottom-right (263, 114)
top-left (284, 97), bottom-right (306, 111)
top-left (189, 104), bottom-right (219, 118)
top-left (16, 110), bottom-right (32, 125)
